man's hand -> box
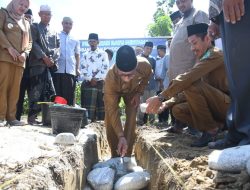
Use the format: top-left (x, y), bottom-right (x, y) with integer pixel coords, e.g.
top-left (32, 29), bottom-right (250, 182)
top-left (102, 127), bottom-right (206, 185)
top-left (130, 93), bottom-right (140, 108)
top-left (7, 47), bottom-right (20, 61)
top-left (18, 53), bottom-right (26, 62)
top-left (76, 69), bottom-right (81, 76)
top-left (208, 22), bottom-right (220, 40)
top-left (117, 136), bottom-right (128, 157)
top-left (90, 78), bottom-right (97, 86)
top-left (42, 56), bottom-right (54, 67)
top-left (158, 102), bottom-right (168, 114)
top-left (146, 96), bottom-right (162, 114)
top-left (223, 0), bottom-right (245, 24)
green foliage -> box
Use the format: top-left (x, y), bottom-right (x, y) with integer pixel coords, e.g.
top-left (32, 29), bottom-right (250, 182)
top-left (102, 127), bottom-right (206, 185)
top-left (148, 14), bottom-right (172, 37)
top-left (157, 0), bottom-right (175, 11)
top-left (148, 0), bottom-right (175, 37)
top-left (75, 82), bottom-right (81, 106)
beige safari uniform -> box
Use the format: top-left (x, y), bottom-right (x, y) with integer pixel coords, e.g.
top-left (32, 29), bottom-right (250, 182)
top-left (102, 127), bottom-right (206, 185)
top-left (104, 57), bottom-right (152, 157)
top-left (161, 47), bottom-right (230, 131)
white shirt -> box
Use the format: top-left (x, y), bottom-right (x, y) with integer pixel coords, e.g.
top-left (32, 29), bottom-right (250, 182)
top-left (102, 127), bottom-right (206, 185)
top-left (56, 31), bottom-right (80, 76)
top-left (81, 48), bottom-right (109, 81)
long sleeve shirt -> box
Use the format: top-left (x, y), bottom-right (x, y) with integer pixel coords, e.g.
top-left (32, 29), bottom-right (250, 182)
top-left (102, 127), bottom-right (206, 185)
top-left (29, 22), bottom-right (60, 76)
top-left (0, 8), bottom-right (32, 67)
top-left (160, 47), bottom-right (229, 99)
top-left (81, 48), bottom-right (109, 81)
top-left (104, 57), bottom-right (152, 136)
top-left (56, 31), bottom-right (80, 76)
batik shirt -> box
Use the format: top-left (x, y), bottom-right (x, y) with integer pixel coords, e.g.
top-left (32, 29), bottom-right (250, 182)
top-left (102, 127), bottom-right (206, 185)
top-left (81, 48), bottom-right (109, 81)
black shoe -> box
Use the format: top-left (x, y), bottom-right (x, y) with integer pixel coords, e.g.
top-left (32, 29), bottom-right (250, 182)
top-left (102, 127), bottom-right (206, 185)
top-left (166, 126), bottom-right (183, 134)
top-left (191, 132), bottom-right (214, 147)
top-left (208, 138), bottom-right (238, 150)
top-left (7, 120), bottom-right (25, 126)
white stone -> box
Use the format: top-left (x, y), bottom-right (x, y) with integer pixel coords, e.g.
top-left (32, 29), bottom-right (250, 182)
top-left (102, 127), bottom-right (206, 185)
top-left (130, 166), bottom-right (144, 172)
top-left (208, 145), bottom-right (250, 172)
top-left (93, 157), bottom-right (137, 171)
top-left (54, 133), bottom-right (75, 145)
top-left (246, 159), bottom-right (250, 176)
top-left (114, 171), bottom-right (150, 190)
top-left (87, 167), bottom-right (115, 190)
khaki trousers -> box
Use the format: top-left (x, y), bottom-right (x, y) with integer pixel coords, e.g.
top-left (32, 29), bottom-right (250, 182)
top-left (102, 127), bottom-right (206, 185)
top-left (172, 81), bottom-right (230, 131)
top-left (0, 62), bottom-right (23, 121)
top-left (105, 95), bottom-right (137, 157)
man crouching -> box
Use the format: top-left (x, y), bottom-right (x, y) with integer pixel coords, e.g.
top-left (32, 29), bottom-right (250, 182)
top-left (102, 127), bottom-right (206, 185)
top-left (104, 45), bottom-right (152, 157)
top-left (146, 23), bottom-right (230, 147)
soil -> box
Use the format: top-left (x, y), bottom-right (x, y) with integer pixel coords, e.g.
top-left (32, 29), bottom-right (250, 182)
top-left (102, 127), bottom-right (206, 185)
top-left (134, 125), bottom-right (250, 190)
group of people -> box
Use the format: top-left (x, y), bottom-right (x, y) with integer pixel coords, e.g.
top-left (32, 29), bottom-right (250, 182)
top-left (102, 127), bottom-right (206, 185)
top-left (0, 0), bottom-right (250, 159)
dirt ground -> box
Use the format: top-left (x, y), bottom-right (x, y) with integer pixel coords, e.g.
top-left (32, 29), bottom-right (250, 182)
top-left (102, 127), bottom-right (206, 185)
top-left (134, 125), bottom-right (250, 190)
top-left (87, 122), bottom-right (250, 190)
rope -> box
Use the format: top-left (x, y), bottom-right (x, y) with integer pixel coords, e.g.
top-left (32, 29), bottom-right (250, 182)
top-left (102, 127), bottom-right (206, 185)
top-left (148, 141), bottom-right (187, 190)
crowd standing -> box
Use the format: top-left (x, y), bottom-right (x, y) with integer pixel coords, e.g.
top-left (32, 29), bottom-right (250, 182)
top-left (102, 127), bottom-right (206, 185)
top-left (0, 0), bottom-right (249, 160)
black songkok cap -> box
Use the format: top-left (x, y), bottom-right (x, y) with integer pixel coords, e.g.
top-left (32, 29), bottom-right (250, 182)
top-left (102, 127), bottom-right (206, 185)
top-left (25, 9), bottom-right (33, 16)
top-left (88, 33), bottom-right (99, 40)
top-left (116, 45), bottom-right (137, 72)
top-left (187, 23), bottom-right (209, 37)
top-left (157, 45), bottom-right (166, 50)
top-left (170, 11), bottom-right (181, 22)
top-left (144, 41), bottom-right (153, 47)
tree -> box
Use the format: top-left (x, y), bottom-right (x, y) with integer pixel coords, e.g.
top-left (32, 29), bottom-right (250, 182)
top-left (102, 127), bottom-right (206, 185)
top-left (148, 7), bottom-right (172, 37)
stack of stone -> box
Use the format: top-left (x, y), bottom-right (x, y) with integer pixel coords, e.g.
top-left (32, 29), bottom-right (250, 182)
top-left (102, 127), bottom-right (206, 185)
top-left (85, 157), bottom-right (150, 190)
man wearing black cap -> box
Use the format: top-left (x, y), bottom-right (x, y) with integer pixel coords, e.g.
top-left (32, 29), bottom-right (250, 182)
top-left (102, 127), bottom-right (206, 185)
top-left (170, 11), bottom-right (182, 26)
top-left (146, 23), bottom-right (230, 147)
top-left (167, 0), bottom-right (209, 133)
top-left (104, 45), bottom-right (152, 157)
top-left (81, 33), bottom-right (109, 122)
top-left (137, 41), bottom-right (157, 124)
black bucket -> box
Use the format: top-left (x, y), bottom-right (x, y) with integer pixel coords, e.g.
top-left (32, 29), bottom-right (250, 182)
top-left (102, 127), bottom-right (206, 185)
top-left (41, 104), bottom-right (51, 126)
top-left (81, 108), bottom-right (88, 128)
top-left (50, 105), bottom-right (85, 136)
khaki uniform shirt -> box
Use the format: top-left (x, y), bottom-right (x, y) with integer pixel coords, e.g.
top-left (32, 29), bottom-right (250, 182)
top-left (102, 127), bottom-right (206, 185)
top-left (168, 8), bottom-right (209, 80)
top-left (104, 57), bottom-right (152, 136)
top-left (161, 47), bottom-right (229, 100)
top-left (0, 8), bottom-right (32, 67)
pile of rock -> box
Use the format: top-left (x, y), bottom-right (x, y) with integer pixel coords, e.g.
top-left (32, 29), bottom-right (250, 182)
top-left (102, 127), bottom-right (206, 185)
top-left (84, 157), bottom-right (150, 190)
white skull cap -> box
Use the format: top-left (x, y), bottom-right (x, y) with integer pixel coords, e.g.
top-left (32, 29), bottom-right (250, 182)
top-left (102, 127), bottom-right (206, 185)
top-left (40, 5), bottom-right (51, 12)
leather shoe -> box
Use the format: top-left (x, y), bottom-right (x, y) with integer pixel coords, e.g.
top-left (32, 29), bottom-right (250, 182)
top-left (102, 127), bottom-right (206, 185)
top-left (7, 120), bottom-right (25, 126)
top-left (191, 132), bottom-right (215, 147)
top-left (208, 138), bottom-right (238, 150)
top-left (166, 125), bottom-right (183, 134)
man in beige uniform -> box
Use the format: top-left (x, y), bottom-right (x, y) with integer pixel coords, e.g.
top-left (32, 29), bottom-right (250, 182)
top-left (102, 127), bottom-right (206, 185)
top-left (147, 23), bottom-right (230, 147)
top-left (104, 45), bottom-right (152, 157)
top-left (168, 0), bottom-right (209, 132)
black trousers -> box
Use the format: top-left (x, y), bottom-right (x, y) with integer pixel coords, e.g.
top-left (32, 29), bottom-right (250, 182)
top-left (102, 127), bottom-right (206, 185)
top-left (16, 77), bottom-right (30, 121)
top-left (53, 73), bottom-right (76, 106)
top-left (220, 1), bottom-right (250, 145)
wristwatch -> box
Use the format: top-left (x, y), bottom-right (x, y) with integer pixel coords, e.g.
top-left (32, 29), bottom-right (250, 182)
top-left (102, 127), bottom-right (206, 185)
top-left (157, 94), bottom-right (165, 102)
